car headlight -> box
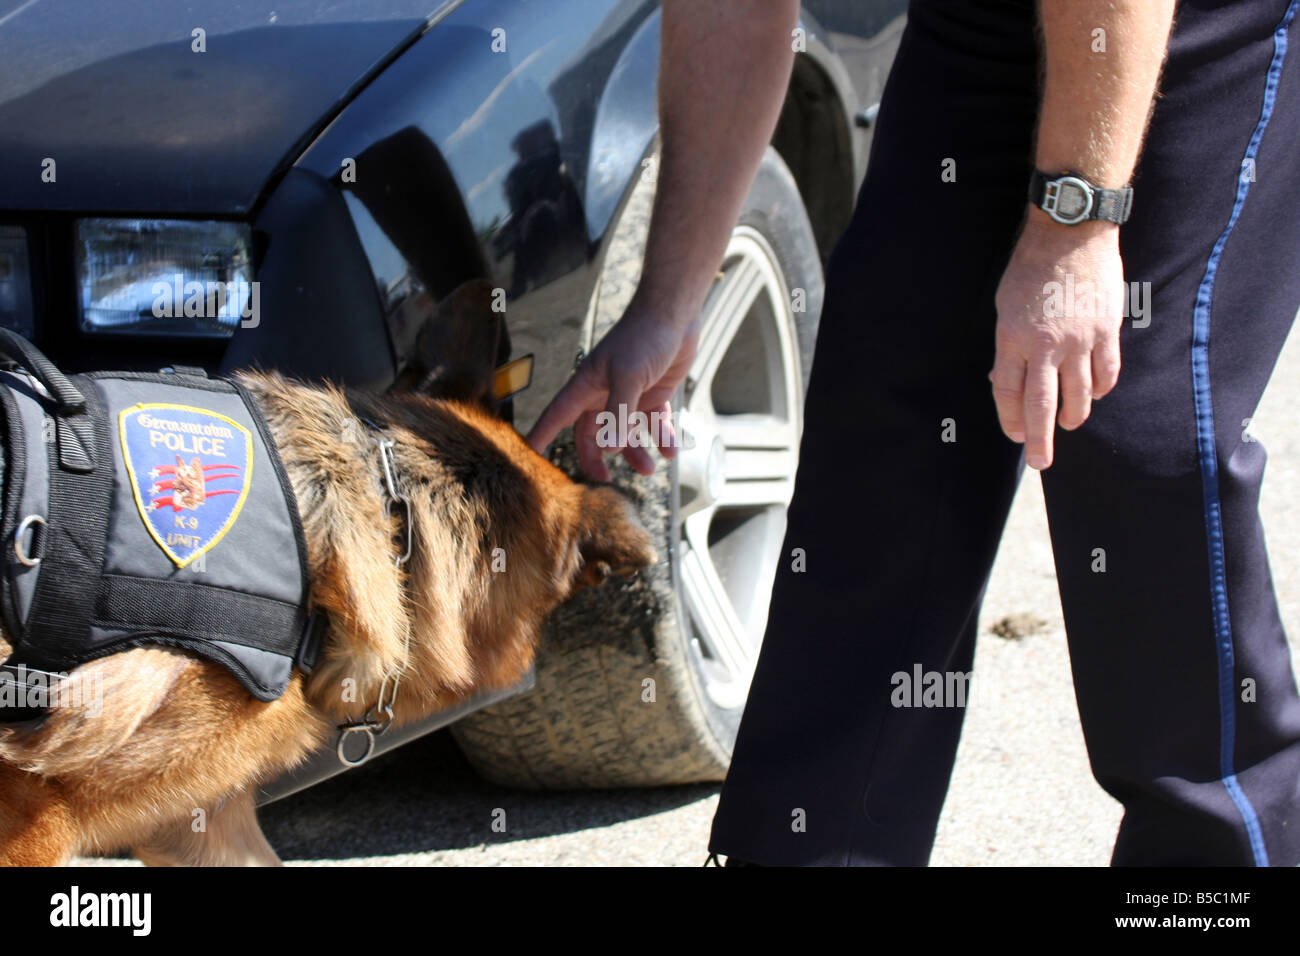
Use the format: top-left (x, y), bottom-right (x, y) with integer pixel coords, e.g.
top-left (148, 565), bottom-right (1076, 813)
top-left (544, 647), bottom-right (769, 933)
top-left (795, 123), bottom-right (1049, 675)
top-left (0, 226), bottom-right (35, 339)
top-left (75, 219), bottom-right (255, 337)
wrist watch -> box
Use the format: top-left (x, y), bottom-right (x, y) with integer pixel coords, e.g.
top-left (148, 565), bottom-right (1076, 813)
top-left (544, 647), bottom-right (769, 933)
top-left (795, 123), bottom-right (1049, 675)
top-left (1029, 169), bottom-right (1134, 226)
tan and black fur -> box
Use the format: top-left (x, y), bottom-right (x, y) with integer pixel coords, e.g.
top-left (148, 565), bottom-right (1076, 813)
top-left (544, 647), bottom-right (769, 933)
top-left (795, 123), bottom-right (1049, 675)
top-left (0, 286), bottom-right (653, 866)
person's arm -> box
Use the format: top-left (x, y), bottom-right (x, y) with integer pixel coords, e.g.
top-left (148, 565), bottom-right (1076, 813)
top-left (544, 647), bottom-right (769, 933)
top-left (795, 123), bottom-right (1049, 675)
top-left (529, 0), bottom-right (800, 480)
top-left (990, 0), bottom-right (1176, 470)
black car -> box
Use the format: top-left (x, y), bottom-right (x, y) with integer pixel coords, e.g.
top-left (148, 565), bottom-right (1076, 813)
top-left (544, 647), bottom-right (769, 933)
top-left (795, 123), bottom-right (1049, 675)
top-left (0, 0), bottom-right (906, 798)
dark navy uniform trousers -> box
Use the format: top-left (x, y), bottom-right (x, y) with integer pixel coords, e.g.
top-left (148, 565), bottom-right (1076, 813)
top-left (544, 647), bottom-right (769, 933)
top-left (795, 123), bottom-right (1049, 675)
top-left (709, 0), bottom-right (1300, 865)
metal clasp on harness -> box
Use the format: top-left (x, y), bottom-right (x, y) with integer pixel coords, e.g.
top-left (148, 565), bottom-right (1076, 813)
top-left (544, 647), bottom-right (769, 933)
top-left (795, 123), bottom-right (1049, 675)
top-left (377, 437), bottom-right (413, 568)
top-left (13, 514), bottom-right (46, 567)
top-left (334, 645), bottom-right (406, 766)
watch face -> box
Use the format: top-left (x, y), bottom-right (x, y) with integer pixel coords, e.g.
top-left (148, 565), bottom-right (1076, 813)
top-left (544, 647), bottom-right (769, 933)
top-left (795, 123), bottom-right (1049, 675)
top-left (1056, 182), bottom-right (1089, 219)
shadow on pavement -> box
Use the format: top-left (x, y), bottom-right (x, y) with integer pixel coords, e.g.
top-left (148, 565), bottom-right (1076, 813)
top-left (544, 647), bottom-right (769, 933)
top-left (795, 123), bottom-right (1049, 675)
top-left (258, 730), bottom-right (719, 862)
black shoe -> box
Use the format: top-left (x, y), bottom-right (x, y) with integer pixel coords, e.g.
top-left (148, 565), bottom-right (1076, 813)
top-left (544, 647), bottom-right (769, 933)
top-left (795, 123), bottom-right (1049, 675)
top-left (703, 852), bottom-right (764, 867)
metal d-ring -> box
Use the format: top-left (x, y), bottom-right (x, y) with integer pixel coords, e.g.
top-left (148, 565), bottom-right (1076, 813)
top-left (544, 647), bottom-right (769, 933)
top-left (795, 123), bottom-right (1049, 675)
top-left (14, 514), bottom-right (46, 567)
top-left (335, 697), bottom-right (398, 768)
top-left (336, 724), bottom-right (378, 767)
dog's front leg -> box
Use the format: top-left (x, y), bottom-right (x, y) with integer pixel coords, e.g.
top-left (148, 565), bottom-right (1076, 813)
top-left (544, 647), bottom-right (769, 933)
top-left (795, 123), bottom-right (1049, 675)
top-left (133, 791), bottom-right (281, 867)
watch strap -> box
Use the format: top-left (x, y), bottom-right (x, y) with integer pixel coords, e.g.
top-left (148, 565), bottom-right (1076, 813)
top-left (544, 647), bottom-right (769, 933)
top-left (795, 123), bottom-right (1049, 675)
top-left (1029, 169), bottom-right (1134, 225)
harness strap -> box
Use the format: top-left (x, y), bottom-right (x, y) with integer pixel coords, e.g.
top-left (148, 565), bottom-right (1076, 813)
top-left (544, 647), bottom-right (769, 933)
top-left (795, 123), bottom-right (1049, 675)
top-left (0, 663), bottom-right (65, 722)
top-left (95, 575), bottom-right (307, 659)
top-left (17, 379), bottom-right (113, 672)
top-left (0, 328), bottom-right (86, 414)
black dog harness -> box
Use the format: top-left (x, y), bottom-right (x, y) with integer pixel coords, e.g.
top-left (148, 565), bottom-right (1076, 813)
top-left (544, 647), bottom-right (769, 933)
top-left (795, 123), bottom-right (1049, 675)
top-left (0, 330), bottom-right (318, 720)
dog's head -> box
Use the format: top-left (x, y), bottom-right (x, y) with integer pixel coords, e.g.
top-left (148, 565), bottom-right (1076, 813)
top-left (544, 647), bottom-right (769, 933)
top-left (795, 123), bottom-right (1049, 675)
top-left (348, 385), bottom-right (656, 605)
top-left (383, 276), bottom-right (655, 595)
top-left (240, 362), bottom-right (655, 717)
top-left (565, 483), bottom-right (657, 593)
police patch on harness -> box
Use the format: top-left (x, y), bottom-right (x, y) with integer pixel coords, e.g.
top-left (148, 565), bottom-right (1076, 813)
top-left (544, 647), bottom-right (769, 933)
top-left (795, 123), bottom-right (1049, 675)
top-left (119, 403), bottom-right (253, 567)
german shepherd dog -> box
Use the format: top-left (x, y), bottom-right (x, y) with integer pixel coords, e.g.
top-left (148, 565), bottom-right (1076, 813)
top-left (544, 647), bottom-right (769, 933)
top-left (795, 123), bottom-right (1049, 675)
top-left (0, 283), bottom-right (654, 865)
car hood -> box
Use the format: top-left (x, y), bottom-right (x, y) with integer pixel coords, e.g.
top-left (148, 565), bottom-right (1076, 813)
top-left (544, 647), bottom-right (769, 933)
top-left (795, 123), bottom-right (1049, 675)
top-left (0, 1), bottom-right (446, 215)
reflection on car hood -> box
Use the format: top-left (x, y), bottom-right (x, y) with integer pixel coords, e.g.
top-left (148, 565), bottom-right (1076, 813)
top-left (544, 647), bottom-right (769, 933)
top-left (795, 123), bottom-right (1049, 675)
top-left (0, 0), bottom-right (446, 214)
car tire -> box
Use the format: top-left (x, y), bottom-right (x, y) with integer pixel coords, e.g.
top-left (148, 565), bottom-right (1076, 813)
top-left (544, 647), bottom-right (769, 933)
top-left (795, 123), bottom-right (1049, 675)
top-left (451, 147), bottom-right (823, 787)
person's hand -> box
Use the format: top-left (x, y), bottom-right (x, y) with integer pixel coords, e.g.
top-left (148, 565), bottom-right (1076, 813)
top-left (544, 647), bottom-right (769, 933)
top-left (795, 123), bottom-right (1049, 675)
top-left (528, 292), bottom-right (700, 481)
top-left (990, 213), bottom-right (1125, 469)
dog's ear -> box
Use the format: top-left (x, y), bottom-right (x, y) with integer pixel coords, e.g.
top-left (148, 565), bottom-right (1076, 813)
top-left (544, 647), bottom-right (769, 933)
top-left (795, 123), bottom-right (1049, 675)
top-left (573, 486), bottom-right (656, 590)
top-left (398, 278), bottom-right (503, 404)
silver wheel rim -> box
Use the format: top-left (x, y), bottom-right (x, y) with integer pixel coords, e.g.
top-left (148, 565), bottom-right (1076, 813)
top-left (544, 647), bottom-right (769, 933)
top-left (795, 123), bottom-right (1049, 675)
top-left (677, 226), bottom-right (802, 713)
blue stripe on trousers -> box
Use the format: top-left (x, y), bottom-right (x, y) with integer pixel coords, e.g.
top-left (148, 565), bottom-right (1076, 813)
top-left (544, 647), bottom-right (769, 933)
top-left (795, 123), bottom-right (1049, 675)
top-left (1189, 0), bottom-right (1300, 869)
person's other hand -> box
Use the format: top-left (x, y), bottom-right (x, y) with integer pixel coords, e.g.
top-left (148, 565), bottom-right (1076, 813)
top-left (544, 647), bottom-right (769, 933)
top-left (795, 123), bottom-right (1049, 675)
top-left (528, 293), bottom-right (700, 481)
top-left (990, 213), bottom-right (1125, 470)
